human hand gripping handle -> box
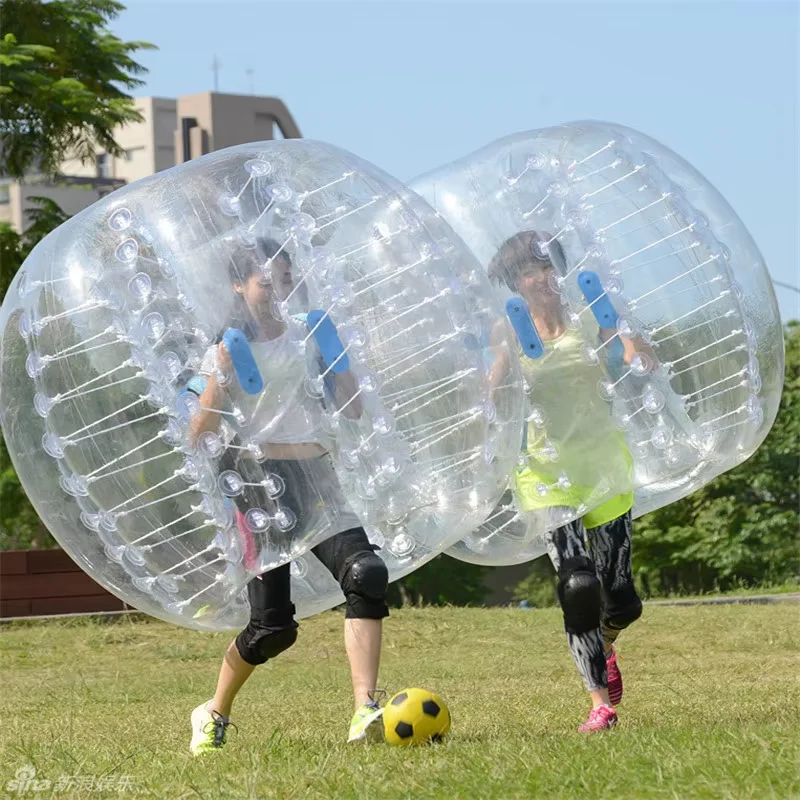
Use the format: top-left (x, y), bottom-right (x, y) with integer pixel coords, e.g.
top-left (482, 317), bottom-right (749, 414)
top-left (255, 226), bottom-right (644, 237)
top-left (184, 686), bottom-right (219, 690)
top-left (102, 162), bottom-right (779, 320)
top-left (306, 310), bottom-right (362, 419)
top-left (222, 329), bottom-right (264, 395)
top-left (187, 330), bottom-right (263, 443)
top-left (577, 271), bottom-right (657, 368)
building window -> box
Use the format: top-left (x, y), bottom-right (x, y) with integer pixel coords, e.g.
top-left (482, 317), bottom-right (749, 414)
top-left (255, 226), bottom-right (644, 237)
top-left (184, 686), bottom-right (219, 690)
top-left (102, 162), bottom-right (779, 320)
top-left (96, 153), bottom-right (110, 178)
top-left (0, 184), bottom-right (9, 204)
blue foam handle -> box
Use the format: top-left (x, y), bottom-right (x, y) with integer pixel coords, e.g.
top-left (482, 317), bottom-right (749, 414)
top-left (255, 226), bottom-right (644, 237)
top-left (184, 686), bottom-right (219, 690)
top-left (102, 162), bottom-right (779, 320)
top-left (578, 271), bottom-right (618, 330)
top-left (505, 297), bottom-right (545, 360)
top-left (223, 328), bottom-right (263, 395)
top-left (306, 310), bottom-right (350, 374)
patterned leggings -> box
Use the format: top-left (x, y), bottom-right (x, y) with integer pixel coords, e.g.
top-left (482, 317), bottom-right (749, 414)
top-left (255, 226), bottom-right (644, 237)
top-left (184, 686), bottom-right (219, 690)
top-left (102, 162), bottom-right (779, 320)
top-left (545, 511), bottom-right (642, 692)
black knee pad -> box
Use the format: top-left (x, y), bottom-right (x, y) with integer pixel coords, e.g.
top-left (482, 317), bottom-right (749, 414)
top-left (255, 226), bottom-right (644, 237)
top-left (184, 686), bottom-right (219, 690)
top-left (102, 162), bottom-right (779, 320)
top-left (235, 609), bottom-right (299, 666)
top-left (604, 594), bottom-right (643, 632)
top-left (341, 552), bottom-right (389, 619)
top-left (557, 556), bottom-right (602, 635)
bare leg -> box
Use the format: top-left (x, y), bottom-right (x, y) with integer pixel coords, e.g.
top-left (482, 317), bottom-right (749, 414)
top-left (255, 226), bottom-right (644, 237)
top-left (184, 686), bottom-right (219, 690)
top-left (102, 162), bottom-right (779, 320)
top-left (567, 628), bottom-right (612, 709)
top-left (344, 618), bottom-right (382, 708)
top-left (206, 567), bottom-right (295, 719)
top-left (209, 640), bottom-right (256, 718)
top-left (590, 687), bottom-right (612, 708)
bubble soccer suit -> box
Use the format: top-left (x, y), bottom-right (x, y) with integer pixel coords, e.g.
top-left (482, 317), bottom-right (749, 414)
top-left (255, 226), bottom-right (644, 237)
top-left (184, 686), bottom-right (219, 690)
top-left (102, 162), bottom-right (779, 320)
top-left (229, 120), bottom-right (786, 617)
top-left (0, 140), bottom-right (527, 628)
top-left (408, 120), bottom-right (784, 566)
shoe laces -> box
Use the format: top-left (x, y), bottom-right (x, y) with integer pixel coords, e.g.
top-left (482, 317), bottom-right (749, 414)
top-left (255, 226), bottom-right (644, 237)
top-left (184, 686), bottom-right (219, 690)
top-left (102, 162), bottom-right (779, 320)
top-left (367, 689), bottom-right (387, 709)
top-left (203, 711), bottom-right (236, 746)
top-left (591, 704), bottom-right (615, 722)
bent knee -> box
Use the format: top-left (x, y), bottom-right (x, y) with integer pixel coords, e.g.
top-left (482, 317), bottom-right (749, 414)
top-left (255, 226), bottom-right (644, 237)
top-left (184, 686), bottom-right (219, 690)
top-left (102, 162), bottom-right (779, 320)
top-left (557, 557), bottom-right (602, 635)
top-left (341, 552), bottom-right (389, 619)
top-left (604, 594), bottom-right (643, 631)
top-left (235, 622), bottom-right (298, 666)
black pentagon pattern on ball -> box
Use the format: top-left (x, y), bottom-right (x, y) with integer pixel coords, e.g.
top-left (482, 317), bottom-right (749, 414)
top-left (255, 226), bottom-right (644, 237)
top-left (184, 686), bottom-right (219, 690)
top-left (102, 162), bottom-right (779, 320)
top-left (391, 692), bottom-right (408, 706)
top-left (422, 700), bottom-right (441, 717)
top-left (394, 722), bottom-right (414, 739)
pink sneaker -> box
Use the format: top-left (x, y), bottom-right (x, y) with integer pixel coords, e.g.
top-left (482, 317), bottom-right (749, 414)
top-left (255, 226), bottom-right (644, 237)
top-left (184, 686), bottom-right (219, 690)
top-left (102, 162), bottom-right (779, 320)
top-left (606, 648), bottom-right (623, 706)
top-left (578, 704), bottom-right (618, 732)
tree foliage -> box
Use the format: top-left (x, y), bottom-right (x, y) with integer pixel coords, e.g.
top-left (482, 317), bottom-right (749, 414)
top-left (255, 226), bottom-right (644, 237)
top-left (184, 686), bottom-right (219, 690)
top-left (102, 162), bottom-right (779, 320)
top-left (0, 0), bottom-right (155, 178)
top-left (1, 0), bottom-right (151, 548)
top-left (0, 387), bottom-right (48, 548)
top-left (0, 3), bottom-right (795, 608)
top-left (0, 200), bottom-right (71, 549)
top-left (388, 554), bottom-right (491, 608)
top-left (0, 197), bottom-right (70, 292)
top-left (632, 321), bottom-right (800, 595)
top-left (512, 558), bottom-right (558, 608)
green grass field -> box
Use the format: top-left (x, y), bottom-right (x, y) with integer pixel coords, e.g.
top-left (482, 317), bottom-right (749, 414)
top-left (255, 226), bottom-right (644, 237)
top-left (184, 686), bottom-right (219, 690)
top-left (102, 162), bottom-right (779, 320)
top-left (1, 604), bottom-right (798, 800)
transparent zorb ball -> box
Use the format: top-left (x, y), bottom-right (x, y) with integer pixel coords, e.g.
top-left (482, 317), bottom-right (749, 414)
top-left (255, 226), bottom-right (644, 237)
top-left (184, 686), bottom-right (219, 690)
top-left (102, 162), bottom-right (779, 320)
top-left (411, 120), bottom-right (783, 565)
top-left (0, 139), bottom-right (525, 627)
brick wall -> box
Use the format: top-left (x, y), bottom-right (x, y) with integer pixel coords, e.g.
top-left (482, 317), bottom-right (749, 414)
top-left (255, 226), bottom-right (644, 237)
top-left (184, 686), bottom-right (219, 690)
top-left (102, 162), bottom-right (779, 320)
top-left (0, 548), bottom-right (533, 619)
top-left (0, 549), bottom-right (128, 618)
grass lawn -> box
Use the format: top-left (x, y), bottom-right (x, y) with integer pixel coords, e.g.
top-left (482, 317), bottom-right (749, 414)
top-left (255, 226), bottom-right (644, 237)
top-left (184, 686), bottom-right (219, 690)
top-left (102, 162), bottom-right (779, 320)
top-left (644, 583), bottom-right (800, 601)
top-left (1, 604), bottom-right (798, 799)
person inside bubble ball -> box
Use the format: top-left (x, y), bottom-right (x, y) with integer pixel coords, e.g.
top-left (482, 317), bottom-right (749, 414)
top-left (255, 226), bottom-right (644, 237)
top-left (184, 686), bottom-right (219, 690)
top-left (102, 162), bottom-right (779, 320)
top-left (488, 230), bottom-right (651, 732)
top-left (184, 237), bottom-right (389, 753)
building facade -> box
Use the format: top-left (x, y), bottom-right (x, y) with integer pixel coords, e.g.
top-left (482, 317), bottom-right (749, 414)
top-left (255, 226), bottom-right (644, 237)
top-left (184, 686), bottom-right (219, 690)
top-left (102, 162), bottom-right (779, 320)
top-left (0, 92), bottom-right (301, 232)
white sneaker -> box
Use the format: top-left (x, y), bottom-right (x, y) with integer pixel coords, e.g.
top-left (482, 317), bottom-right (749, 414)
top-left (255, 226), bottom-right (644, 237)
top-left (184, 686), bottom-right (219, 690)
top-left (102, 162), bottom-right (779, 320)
top-left (190, 701), bottom-right (233, 755)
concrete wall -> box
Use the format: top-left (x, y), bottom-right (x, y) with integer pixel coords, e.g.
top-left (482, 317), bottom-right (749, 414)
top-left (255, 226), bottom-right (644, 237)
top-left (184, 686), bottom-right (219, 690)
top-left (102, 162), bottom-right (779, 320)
top-left (0, 180), bottom-right (124, 233)
top-left (112, 97), bottom-right (177, 181)
top-left (59, 97), bottom-right (177, 181)
top-left (58, 93), bottom-right (299, 176)
top-left (2, 92), bottom-right (301, 233)
top-left (174, 92), bottom-right (302, 163)
top-left (0, 182), bottom-right (19, 229)
top-left (152, 98), bottom-right (179, 173)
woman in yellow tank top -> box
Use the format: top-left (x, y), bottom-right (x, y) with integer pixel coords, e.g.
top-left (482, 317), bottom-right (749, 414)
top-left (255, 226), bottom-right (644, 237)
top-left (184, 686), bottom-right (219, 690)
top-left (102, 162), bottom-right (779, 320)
top-left (488, 230), bottom-right (646, 732)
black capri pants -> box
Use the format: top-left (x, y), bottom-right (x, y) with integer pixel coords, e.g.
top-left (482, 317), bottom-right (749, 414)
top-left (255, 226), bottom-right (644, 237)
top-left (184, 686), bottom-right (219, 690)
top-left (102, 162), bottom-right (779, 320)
top-left (235, 527), bottom-right (390, 666)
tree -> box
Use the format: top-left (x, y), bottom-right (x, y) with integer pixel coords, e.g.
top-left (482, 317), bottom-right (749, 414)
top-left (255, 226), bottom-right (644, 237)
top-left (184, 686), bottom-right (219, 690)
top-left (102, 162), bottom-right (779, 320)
top-left (0, 309), bottom-right (49, 549)
top-left (0, 196), bottom-right (69, 290)
top-left (632, 321), bottom-right (800, 595)
top-left (0, 0), bottom-right (155, 178)
top-left (1, 0), bottom-right (153, 549)
top-left (1, 196), bottom-right (72, 548)
top-left (388, 555), bottom-right (491, 607)
top-left (512, 557), bottom-right (558, 608)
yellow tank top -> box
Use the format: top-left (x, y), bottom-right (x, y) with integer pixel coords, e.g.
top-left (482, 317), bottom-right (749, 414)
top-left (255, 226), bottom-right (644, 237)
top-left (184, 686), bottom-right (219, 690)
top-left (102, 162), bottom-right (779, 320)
top-left (513, 323), bottom-right (633, 528)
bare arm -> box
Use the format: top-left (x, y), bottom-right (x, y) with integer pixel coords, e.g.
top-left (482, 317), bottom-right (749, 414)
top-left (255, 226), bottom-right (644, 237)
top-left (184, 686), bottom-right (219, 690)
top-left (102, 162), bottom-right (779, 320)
top-left (599, 327), bottom-right (657, 366)
top-left (188, 343), bottom-right (232, 444)
top-left (332, 369), bottom-right (363, 420)
top-left (488, 320), bottom-right (513, 401)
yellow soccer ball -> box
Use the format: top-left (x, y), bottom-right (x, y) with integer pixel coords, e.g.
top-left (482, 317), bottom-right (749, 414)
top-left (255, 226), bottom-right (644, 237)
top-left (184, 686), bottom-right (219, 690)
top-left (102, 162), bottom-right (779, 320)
top-left (383, 688), bottom-right (451, 746)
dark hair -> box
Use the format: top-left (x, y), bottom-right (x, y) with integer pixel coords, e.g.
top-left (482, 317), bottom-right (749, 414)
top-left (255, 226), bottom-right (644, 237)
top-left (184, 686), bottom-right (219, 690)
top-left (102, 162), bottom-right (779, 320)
top-left (487, 230), bottom-right (567, 292)
top-left (226, 236), bottom-right (292, 284)
top-left (219, 236), bottom-right (292, 342)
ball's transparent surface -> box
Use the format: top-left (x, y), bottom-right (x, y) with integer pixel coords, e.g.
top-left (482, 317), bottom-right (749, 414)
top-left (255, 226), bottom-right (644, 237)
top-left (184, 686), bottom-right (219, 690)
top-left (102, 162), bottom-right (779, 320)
top-left (410, 121), bottom-right (784, 565)
top-left (0, 140), bottom-right (525, 626)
